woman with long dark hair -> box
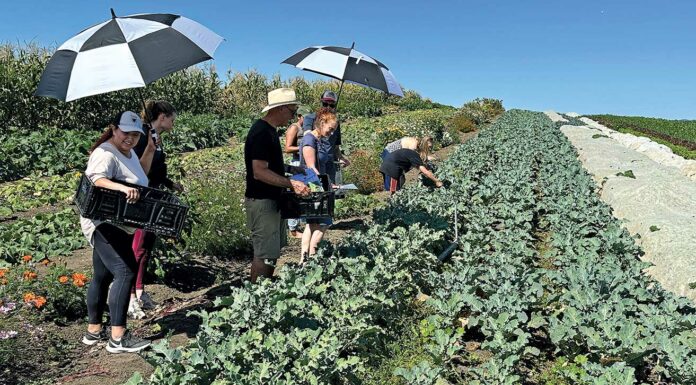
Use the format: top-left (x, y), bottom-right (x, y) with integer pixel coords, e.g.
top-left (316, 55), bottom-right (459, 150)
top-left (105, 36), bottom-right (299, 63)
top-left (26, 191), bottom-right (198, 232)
top-left (127, 100), bottom-right (181, 319)
top-left (80, 111), bottom-right (155, 353)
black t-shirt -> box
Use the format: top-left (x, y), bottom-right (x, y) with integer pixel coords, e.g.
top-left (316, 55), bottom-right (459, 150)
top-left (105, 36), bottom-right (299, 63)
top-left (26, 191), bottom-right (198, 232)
top-left (380, 148), bottom-right (424, 179)
top-left (134, 131), bottom-right (171, 189)
top-left (245, 119), bottom-right (285, 200)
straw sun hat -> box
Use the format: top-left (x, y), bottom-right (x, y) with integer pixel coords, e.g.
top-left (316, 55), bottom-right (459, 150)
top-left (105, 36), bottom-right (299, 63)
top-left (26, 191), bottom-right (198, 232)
top-left (262, 88), bottom-right (300, 113)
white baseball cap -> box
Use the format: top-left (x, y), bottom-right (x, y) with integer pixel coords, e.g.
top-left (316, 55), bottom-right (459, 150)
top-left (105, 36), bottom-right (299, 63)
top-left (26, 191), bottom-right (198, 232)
top-left (115, 111), bottom-right (144, 134)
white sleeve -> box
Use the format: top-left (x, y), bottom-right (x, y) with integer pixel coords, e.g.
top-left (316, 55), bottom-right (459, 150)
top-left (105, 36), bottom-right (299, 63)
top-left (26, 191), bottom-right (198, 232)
top-left (85, 149), bottom-right (117, 183)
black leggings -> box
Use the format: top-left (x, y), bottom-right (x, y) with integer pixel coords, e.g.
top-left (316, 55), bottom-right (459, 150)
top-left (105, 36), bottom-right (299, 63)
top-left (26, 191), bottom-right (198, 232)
top-left (87, 223), bottom-right (137, 327)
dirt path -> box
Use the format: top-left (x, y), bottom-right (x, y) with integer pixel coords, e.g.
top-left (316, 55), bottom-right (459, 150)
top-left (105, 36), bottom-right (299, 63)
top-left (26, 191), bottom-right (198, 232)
top-left (546, 113), bottom-right (696, 303)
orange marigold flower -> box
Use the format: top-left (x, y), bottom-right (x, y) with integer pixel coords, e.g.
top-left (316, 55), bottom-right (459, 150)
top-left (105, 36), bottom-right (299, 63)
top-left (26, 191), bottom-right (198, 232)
top-left (40, 258), bottom-right (50, 266)
top-left (72, 273), bottom-right (87, 287)
top-left (58, 275), bottom-right (69, 284)
top-left (23, 292), bottom-right (36, 303)
top-left (32, 296), bottom-right (47, 309)
top-left (22, 271), bottom-right (38, 281)
top-left (0, 269), bottom-right (8, 278)
top-left (22, 255), bottom-right (32, 262)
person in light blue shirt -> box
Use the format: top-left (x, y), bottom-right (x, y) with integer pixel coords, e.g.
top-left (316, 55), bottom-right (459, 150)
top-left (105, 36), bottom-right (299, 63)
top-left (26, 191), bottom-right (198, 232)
top-left (302, 90), bottom-right (350, 182)
top-left (298, 107), bottom-right (338, 263)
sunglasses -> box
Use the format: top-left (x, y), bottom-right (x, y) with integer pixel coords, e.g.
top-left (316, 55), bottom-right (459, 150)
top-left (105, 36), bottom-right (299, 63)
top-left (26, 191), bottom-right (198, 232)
top-left (286, 105), bottom-right (298, 116)
top-left (322, 102), bottom-right (336, 108)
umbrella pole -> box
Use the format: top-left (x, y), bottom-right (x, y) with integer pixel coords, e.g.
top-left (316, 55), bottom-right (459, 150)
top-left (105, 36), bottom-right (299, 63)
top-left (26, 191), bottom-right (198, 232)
top-left (335, 41), bottom-right (355, 110)
top-left (138, 89), bottom-right (152, 126)
top-left (335, 79), bottom-right (345, 110)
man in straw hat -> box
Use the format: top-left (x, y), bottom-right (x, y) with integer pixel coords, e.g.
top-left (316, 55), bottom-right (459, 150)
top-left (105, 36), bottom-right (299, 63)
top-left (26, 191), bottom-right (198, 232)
top-left (245, 88), bottom-right (310, 282)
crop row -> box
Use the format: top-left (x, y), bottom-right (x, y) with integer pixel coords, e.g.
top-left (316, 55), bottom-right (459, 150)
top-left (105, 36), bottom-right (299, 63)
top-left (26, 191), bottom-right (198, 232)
top-left (0, 208), bottom-right (86, 265)
top-left (588, 114), bottom-right (696, 149)
top-left (400, 110), bottom-right (696, 384)
top-left (0, 172), bottom-right (81, 220)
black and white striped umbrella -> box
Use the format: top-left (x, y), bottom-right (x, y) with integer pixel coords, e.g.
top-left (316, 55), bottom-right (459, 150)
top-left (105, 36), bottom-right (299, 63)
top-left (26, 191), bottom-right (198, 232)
top-left (36, 10), bottom-right (223, 102)
top-left (282, 45), bottom-right (404, 97)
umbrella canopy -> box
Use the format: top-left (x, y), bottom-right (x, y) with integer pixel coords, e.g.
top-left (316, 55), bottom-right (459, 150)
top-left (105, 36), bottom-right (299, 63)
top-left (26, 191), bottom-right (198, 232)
top-left (282, 45), bottom-right (404, 97)
top-left (36, 10), bottom-right (223, 102)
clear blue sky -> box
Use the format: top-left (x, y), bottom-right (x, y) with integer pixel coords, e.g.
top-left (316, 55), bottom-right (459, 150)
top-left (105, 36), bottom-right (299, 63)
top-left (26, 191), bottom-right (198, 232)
top-left (2, 0), bottom-right (695, 119)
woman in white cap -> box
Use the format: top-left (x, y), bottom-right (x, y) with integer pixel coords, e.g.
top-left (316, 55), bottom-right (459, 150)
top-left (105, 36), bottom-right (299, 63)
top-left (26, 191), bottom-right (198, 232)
top-left (79, 111), bottom-right (154, 354)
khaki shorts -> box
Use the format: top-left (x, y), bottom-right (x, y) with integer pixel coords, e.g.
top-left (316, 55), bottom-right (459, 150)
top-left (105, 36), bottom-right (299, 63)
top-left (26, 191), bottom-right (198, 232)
top-left (245, 198), bottom-right (287, 260)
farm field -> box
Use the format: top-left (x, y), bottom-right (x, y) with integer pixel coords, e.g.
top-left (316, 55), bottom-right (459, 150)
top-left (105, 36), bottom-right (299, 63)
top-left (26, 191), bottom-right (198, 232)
top-left (2, 44), bottom-right (501, 384)
top-left (2, 41), bottom-right (695, 385)
top-left (128, 110), bottom-right (695, 385)
top-left (1, 107), bottom-right (695, 385)
top-left (587, 115), bottom-right (696, 160)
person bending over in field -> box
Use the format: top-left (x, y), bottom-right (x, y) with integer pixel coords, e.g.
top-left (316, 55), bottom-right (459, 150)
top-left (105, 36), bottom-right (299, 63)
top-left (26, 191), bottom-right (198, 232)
top-left (380, 136), bottom-right (417, 161)
top-left (380, 136), bottom-right (442, 194)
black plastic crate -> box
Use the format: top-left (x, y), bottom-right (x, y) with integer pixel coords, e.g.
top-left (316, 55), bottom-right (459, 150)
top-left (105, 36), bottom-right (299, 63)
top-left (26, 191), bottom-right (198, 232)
top-left (74, 174), bottom-right (188, 238)
top-left (279, 174), bottom-right (335, 220)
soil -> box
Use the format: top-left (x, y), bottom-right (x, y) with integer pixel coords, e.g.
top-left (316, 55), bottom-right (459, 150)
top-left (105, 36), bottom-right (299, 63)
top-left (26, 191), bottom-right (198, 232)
top-left (0, 129), bottom-right (478, 385)
top-left (0, 203), bottom-right (67, 225)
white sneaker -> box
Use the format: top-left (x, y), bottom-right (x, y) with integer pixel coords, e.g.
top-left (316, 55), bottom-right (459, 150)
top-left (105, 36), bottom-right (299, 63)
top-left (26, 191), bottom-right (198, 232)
top-left (138, 292), bottom-right (156, 310)
top-left (127, 298), bottom-right (146, 320)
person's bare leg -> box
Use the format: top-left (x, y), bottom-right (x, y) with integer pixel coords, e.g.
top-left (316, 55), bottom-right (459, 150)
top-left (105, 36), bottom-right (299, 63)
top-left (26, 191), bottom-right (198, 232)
top-left (111, 326), bottom-right (125, 339)
top-left (309, 227), bottom-right (326, 255)
top-left (87, 323), bottom-right (102, 334)
top-left (300, 225), bottom-right (312, 263)
top-left (251, 257), bottom-right (274, 283)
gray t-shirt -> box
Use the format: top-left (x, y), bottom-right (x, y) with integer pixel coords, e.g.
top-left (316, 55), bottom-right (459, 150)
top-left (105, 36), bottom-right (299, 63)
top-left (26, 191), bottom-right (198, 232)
top-left (385, 139), bottom-right (403, 153)
top-left (80, 142), bottom-right (148, 245)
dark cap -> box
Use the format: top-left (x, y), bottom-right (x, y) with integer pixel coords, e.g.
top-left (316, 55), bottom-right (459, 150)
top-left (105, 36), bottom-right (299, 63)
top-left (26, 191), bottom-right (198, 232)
top-left (320, 90), bottom-right (337, 102)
